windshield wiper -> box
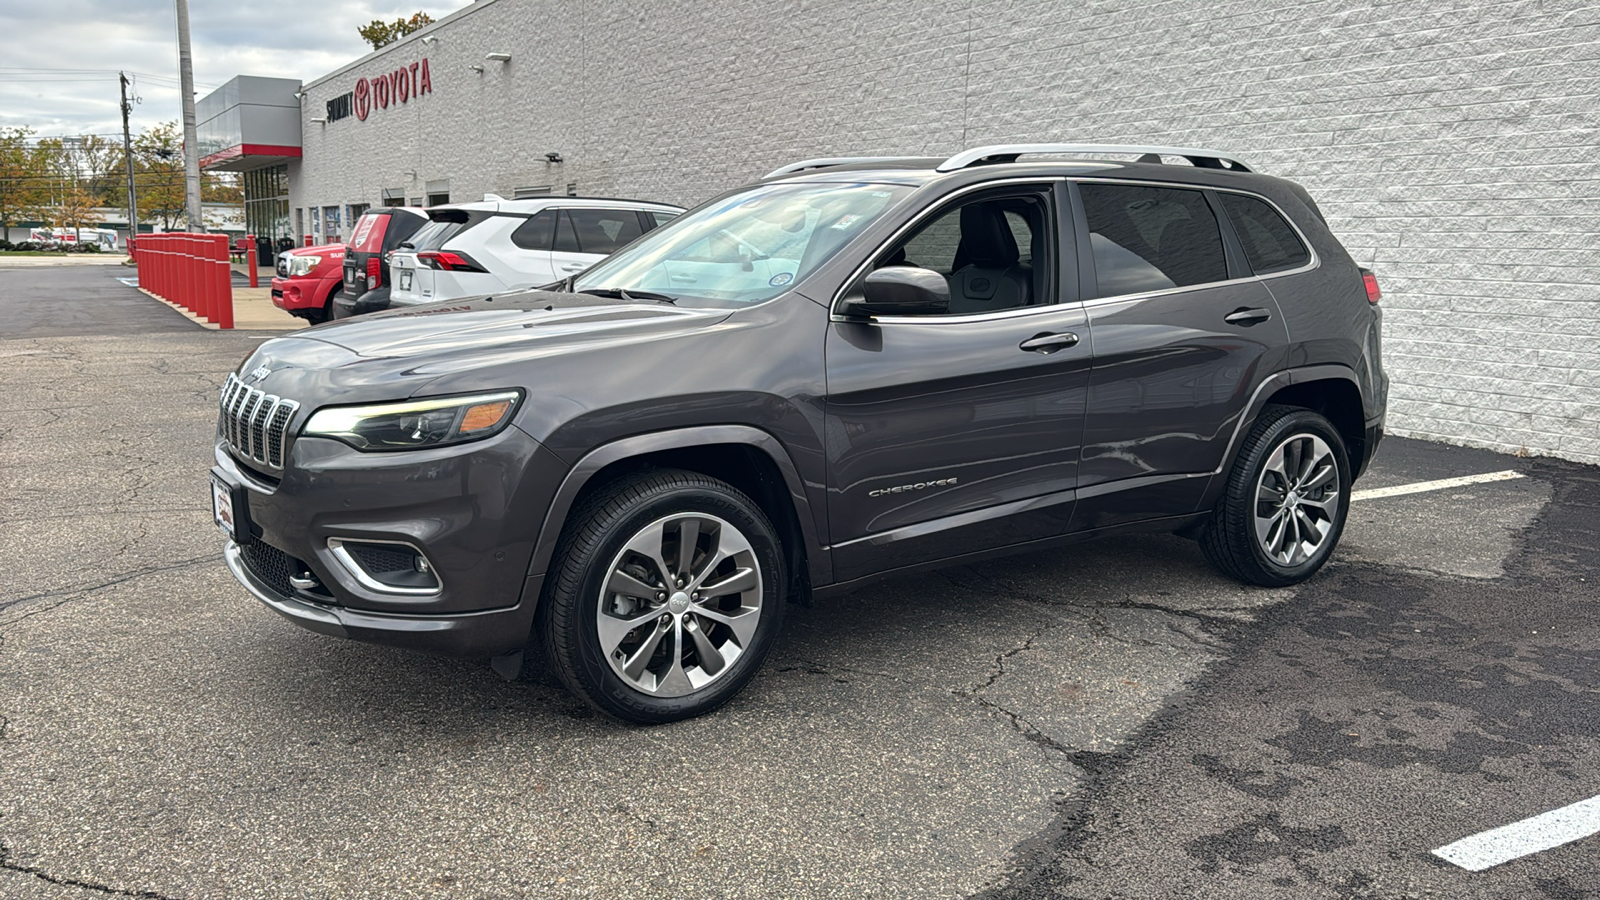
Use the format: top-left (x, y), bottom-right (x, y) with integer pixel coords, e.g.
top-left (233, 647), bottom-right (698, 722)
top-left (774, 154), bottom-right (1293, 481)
top-left (577, 287), bottom-right (677, 305)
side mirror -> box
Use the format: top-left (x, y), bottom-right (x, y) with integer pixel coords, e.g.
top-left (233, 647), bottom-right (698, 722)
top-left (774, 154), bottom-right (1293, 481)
top-left (843, 266), bottom-right (950, 317)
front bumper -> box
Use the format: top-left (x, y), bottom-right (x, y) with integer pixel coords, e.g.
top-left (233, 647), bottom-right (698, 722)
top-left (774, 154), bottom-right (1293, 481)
top-left (226, 541), bottom-right (542, 656)
top-left (214, 422), bottom-right (568, 658)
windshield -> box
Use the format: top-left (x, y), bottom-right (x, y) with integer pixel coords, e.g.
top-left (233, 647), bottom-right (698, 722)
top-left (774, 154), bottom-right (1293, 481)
top-left (572, 182), bottom-right (912, 307)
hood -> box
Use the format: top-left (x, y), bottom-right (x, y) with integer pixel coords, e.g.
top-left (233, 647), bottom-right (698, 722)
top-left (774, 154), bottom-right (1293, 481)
top-left (286, 243), bottom-right (345, 257)
top-left (241, 290), bottom-right (735, 400)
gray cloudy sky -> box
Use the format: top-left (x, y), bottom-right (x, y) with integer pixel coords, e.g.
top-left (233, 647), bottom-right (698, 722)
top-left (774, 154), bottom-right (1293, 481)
top-left (0, 0), bottom-right (467, 141)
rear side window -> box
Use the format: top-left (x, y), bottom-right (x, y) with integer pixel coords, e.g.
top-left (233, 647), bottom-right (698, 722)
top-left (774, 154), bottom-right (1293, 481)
top-left (1079, 183), bottom-right (1227, 296)
top-left (646, 211), bottom-right (678, 229)
top-left (1219, 193), bottom-right (1310, 274)
top-left (382, 213), bottom-right (427, 252)
top-left (510, 210), bottom-right (557, 251)
top-left (562, 208), bottom-right (645, 254)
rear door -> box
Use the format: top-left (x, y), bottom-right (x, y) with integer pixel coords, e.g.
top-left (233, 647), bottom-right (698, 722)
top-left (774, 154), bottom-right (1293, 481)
top-left (549, 207), bottom-right (647, 279)
top-left (824, 182), bottom-right (1092, 581)
top-left (1070, 179), bottom-right (1290, 529)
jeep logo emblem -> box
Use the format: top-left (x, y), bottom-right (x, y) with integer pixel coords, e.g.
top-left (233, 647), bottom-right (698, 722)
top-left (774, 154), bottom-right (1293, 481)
top-left (247, 365), bottom-right (272, 383)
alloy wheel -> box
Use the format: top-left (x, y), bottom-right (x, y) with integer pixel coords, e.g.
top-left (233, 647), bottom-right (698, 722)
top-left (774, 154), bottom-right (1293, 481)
top-left (596, 513), bottom-right (763, 697)
top-left (1253, 432), bottom-right (1341, 567)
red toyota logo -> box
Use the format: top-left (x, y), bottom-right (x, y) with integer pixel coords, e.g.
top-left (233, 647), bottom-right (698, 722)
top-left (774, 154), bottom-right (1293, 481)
top-left (353, 77), bottom-right (370, 121)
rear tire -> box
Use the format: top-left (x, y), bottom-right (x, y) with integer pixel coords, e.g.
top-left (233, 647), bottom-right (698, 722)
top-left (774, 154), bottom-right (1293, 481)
top-left (538, 469), bottom-right (786, 724)
top-left (1199, 404), bottom-right (1351, 587)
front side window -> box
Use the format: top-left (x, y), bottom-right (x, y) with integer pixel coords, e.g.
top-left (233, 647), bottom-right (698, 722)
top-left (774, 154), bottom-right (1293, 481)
top-left (573, 182), bottom-right (913, 307)
top-left (563, 208), bottom-right (645, 255)
top-left (1080, 183), bottom-right (1227, 297)
top-left (1220, 193), bottom-right (1310, 274)
top-left (867, 188), bottom-right (1053, 315)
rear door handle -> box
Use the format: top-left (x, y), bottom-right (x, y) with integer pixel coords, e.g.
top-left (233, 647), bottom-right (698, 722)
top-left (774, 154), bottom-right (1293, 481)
top-left (1224, 307), bottom-right (1272, 326)
top-left (1019, 331), bottom-right (1079, 353)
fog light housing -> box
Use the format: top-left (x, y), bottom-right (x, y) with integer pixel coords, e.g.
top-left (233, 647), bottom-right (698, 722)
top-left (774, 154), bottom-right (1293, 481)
top-left (327, 539), bottom-right (442, 594)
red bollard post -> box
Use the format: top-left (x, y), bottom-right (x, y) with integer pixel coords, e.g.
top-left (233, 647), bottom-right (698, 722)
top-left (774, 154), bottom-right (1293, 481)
top-left (214, 235), bottom-right (234, 329)
top-left (181, 234), bottom-right (195, 316)
top-left (245, 233), bottom-right (258, 288)
top-left (200, 234), bottom-right (217, 323)
top-left (152, 235), bottom-right (165, 299)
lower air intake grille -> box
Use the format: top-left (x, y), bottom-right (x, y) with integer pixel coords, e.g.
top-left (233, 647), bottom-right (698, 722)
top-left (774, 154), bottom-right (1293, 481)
top-left (238, 540), bottom-right (298, 597)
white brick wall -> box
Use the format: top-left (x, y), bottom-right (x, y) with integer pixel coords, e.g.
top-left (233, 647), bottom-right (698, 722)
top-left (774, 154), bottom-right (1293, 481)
top-left (290, 0), bottom-right (1600, 464)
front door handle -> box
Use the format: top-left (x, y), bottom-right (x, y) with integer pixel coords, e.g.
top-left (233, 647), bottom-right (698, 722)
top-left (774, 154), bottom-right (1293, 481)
top-left (1224, 307), bottom-right (1272, 326)
top-left (1019, 331), bottom-right (1080, 353)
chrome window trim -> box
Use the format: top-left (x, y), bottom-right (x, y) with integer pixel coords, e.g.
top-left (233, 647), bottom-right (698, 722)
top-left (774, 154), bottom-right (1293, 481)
top-left (828, 176), bottom-right (1070, 323)
top-left (326, 537), bottom-right (445, 597)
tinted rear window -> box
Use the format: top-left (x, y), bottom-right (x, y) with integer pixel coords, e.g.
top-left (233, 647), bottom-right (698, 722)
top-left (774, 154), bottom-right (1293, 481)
top-left (1220, 193), bottom-right (1311, 274)
top-left (407, 216), bottom-right (477, 251)
top-left (1080, 182), bottom-right (1228, 296)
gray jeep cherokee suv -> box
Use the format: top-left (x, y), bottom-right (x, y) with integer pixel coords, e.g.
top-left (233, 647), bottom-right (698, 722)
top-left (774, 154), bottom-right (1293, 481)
top-left (212, 143), bottom-right (1387, 723)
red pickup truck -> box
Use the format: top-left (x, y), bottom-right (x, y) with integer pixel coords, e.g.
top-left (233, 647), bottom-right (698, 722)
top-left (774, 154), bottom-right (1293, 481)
top-left (270, 243), bottom-right (345, 323)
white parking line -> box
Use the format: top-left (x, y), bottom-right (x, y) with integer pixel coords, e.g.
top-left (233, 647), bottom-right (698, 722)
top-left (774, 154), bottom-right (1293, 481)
top-left (1433, 794), bottom-right (1600, 871)
top-left (1350, 470), bottom-right (1524, 502)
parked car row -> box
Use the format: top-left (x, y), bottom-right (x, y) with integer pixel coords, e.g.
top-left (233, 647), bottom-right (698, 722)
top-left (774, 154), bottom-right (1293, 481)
top-left (270, 197), bottom-right (683, 323)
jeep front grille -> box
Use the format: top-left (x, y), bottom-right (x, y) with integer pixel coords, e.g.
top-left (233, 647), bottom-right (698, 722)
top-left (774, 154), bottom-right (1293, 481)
top-left (219, 373), bottom-right (300, 470)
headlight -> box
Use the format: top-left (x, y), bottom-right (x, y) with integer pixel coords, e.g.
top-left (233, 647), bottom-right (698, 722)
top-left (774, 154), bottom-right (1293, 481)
top-left (302, 391), bottom-right (522, 451)
top-left (287, 255), bottom-right (321, 276)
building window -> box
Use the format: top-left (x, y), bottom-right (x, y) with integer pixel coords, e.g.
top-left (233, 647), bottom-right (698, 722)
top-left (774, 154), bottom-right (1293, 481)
top-left (322, 206), bottom-right (342, 242)
top-left (241, 164), bottom-right (290, 240)
top-left (382, 188), bottom-right (405, 207)
top-left (426, 192), bottom-right (450, 206)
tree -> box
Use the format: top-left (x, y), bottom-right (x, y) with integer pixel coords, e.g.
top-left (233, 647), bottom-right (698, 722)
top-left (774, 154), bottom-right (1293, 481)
top-left (129, 121), bottom-right (187, 231)
top-left (358, 12), bottom-right (434, 50)
top-left (0, 127), bottom-right (48, 233)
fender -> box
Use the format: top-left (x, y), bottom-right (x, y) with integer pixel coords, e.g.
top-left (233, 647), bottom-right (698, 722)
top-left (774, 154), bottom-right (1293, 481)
top-left (525, 424), bottom-right (830, 586)
top-left (1195, 363), bottom-right (1363, 511)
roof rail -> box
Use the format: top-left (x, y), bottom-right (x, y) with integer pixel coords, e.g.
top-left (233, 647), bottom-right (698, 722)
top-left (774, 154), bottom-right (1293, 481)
top-left (762, 156), bottom-right (924, 179)
top-left (936, 143), bottom-right (1253, 173)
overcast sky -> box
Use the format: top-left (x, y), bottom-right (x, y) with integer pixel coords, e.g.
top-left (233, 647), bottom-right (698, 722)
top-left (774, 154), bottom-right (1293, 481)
top-left (0, 0), bottom-right (469, 142)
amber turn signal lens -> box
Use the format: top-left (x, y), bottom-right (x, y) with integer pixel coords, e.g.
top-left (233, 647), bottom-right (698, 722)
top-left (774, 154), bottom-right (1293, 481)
top-left (459, 400), bottom-right (512, 433)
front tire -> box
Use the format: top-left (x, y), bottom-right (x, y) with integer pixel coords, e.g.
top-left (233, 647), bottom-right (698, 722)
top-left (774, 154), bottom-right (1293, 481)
top-left (538, 469), bottom-right (786, 724)
top-left (1199, 405), bottom-right (1351, 587)
top-left (303, 288), bottom-right (339, 325)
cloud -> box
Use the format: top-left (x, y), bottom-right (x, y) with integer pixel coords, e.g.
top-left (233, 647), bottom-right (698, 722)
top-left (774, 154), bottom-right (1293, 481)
top-left (0, 0), bottom-right (467, 138)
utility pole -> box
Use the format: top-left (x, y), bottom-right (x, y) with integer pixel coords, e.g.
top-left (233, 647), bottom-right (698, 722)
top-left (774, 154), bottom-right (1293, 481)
top-left (175, 0), bottom-right (204, 232)
top-left (120, 72), bottom-right (139, 248)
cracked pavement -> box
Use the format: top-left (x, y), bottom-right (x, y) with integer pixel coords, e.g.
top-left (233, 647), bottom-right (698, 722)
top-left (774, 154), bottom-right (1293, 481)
top-left (2, 265), bottom-right (1589, 897)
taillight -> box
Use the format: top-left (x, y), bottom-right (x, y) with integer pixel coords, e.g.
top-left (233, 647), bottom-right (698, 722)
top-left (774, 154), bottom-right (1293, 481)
top-left (366, 256), bottom-right (381, 287)
top-left (1360, 268), bottom-right (1381, 304)
top-left (417, 250), bottom-right (487, 272)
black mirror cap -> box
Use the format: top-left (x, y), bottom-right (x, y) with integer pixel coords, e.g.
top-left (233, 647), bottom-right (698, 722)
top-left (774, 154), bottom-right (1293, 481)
top-left (847, 266), bottom-right (951, 317)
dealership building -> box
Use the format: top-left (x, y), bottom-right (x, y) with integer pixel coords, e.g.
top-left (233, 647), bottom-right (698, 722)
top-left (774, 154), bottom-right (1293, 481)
top-left (197, 0), bottom-right (1600, 466)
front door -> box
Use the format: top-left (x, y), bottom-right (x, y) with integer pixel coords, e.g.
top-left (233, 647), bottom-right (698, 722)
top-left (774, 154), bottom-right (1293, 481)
top-left (824, 184), bottom-right (1092, 582)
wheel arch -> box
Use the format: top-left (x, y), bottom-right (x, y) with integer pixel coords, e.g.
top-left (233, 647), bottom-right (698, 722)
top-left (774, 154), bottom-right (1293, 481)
top-left (1198, 365), bottom-right (1368, 516)
top-left (528, 425), bottom-right (827, 599)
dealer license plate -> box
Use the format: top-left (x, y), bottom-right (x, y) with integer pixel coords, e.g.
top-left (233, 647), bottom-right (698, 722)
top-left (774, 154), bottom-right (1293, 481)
top-left (400, 270), bottom-right (412, 291)
top-left (212, 474), bottom-right (238, 539)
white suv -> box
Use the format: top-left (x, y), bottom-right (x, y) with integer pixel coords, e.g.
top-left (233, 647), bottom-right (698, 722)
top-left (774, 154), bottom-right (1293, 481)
top-left (387, 196), bottom-right (683, 306)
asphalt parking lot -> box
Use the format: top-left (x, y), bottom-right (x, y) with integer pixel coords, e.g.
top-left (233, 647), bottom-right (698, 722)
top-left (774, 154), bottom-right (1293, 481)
top-left (1, 264), bottom-right (1596, 898)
